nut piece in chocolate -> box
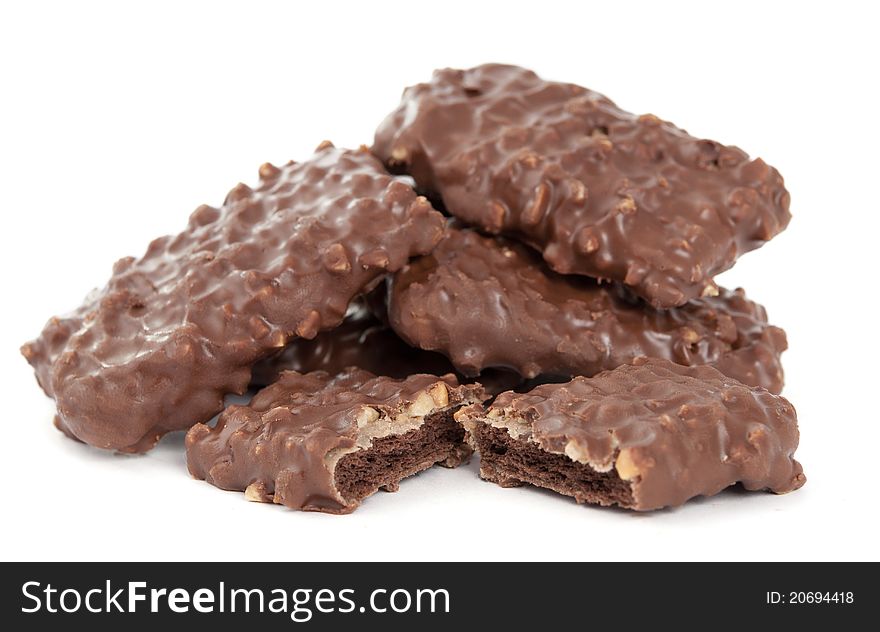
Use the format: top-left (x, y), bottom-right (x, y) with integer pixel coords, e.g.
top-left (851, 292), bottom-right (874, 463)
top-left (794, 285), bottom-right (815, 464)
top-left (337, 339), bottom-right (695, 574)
top-left (21, 145), bottom-right (446, 452)
top-left (375, 64), bottom-right (791, 307)
top-left (455, 357), bottom-right (805, 511)
top-left (389, 226), bottom-right (787, 393)
top-left (186, 369), bottom-right (488, 514)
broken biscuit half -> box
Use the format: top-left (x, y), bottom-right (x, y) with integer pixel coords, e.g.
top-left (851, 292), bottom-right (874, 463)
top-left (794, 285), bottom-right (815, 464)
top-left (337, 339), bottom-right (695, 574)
top-left (186, 368), bottom-right (487, 514)
top-left (455, 357), bottom-right (805, 511)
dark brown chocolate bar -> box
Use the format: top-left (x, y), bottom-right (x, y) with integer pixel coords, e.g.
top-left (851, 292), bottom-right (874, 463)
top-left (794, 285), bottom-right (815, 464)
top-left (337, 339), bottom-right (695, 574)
top-left (389, 226), bottom-right (787, 392)
top-left (455, 357), bottom-right (805, 511)
top-left (186, 369), bottom-right (488, 514)
top-left (21, 145), bottom-right (446, 452)
top-left (375, 64), bottom-right (790, 308)
top-left (250, 302), bottom-right (456, 388)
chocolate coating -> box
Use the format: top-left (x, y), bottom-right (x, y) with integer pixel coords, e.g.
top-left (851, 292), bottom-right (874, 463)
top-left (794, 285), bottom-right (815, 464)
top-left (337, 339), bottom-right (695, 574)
top-left (389, 227), bottom-right (787, 392)
top-left (186, 369), bottom-right (487, 514)
top-left (374, 64), bottom-right (791, 307)
top-left (250, 304), bottom-right (456, 388)
top-left (21, 145), bottom-right (446, 452)
top-left (24, 296), bottom-right (99, 399)
top-left (456, 357), bottom-right (805, 511)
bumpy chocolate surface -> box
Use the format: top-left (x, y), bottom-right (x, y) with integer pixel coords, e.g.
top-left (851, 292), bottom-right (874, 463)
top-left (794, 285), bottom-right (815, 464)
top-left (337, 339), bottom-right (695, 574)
top-left (186, 369), bottom-right (487, 514)
top-left (21, 145), bottom-right (446, 452)
top-left (389, 227), bottom-right (787, 392)
top-left (374, 64), bottom-right (791, 307)
top-left (250, 303), bottom-right (455, 388)
top-left (456, 358), bottom-right (805, 511)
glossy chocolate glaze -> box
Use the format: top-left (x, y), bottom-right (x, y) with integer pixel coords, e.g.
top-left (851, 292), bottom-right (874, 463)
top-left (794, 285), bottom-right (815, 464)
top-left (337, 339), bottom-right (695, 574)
top-left (389, 227), bottom-right (786, 392)
top-left (375, 64), bottom-right (791, 307)
top-left (21, 145), bottom-right (445, 452)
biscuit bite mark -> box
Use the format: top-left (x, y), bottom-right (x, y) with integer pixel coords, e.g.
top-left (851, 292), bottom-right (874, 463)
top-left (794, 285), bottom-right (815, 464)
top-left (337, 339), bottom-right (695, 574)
top-left (186, 369), bottom-right (488, 514)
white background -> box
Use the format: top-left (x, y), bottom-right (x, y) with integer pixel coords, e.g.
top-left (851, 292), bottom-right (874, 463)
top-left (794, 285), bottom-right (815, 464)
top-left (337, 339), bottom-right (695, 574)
top-left (1, 0), bottom-right (878, 562)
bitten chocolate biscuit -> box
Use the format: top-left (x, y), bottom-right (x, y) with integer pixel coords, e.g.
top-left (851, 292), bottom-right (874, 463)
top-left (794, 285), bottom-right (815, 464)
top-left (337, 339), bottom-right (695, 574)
top-left (21, 145), bottom-right (446, 452)
top-left (250, 302), bottom-right (456, 388)
top-left (389, 227), bottom-right (787, 392)
top-left (186, 369), bottom-right (488, 514)
top-left (375, 64), bottom-right (791, 308)
top-left (456, 358), bottom-right (805, 511)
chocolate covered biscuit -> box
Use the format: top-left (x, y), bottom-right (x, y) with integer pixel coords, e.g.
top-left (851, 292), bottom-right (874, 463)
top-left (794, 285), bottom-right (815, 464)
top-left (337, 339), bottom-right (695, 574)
top-left (375, 64), bottom-right (790, 307)
top-left (389, 227), bottom-right (787, 392)
top-left (21, 145), bottom-right (446, 452)
top-left (250, 303), bottom-right (455, 388)
top-left (187, 369), bottom-right (487, 514)
top-left (456, 358), bottom-right (805, 511)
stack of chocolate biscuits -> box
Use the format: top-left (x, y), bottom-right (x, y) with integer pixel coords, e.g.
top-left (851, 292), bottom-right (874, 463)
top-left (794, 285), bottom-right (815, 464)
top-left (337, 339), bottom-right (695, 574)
top-left (22, 65), bottom-right (805, 514)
